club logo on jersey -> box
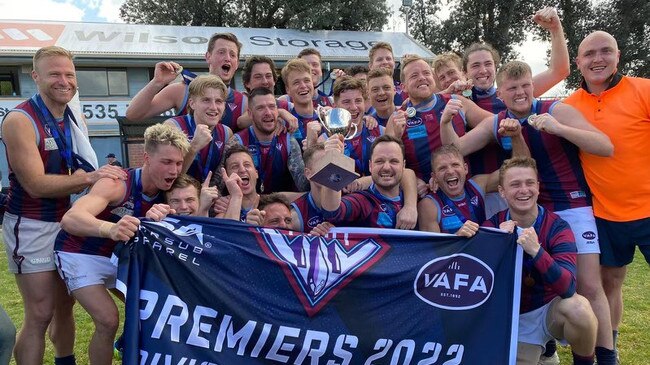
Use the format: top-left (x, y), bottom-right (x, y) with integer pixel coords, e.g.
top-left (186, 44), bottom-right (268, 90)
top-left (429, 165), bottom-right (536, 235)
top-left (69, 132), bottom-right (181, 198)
top-left (442, 205), bottom-right (454, 216)
top-left (415, 253), bottom-right (494, 310)
top-left (307, 216), bottom-right (323, 228)
top-left (215, 141), bottom-right (223, 148)
top-left (247, 145), bottom-right (259, 156)
top-left (256, 228), bottom-right (389, 316)
top-left (582, 231), bottom-right (596, 241)
top-left (228, 103), bottom-right (238, 111)
top-left (367, 135), bottom-right (377, 143)
top-left (406, 117), bottom-right (423, 127)
top-left (470, 196), bottom-right (479, 206)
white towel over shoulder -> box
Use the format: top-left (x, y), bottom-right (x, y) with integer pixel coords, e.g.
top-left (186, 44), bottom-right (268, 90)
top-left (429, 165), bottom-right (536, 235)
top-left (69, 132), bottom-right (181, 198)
top-left (68, 90), bottom-right (99, 170)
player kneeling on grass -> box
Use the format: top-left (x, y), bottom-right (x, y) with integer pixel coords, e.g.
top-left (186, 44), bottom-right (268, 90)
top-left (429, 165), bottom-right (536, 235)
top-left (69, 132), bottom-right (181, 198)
top-left (472, 157), bottom-right (598, 365)
top-left (53, 124), bottom-right (189, 365)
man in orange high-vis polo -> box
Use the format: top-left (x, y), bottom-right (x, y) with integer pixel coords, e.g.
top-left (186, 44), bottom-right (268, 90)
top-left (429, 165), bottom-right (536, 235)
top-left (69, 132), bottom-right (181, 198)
top-left (564, 30), bottom-right (650, 364)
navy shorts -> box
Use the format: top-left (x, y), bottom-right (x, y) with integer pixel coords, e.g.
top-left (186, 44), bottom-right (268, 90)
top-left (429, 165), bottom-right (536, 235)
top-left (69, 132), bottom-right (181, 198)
top-left (596, 216), bottom-right (650, 267)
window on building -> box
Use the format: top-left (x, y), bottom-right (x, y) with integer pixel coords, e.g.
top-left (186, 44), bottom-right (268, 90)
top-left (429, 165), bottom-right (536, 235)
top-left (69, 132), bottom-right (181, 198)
top-left (0, 69), bottom-right (19, 96)
top-left (77, 69), bottom-right (128, 97)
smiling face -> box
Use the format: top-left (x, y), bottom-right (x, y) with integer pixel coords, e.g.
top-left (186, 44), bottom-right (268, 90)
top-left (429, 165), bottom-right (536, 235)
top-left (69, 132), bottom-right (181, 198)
top-left (402, 59), bottom-right (436, 104)
top-left (369, 48), bottom-right (396, 71)
top-left (188, 87), bottom-right (225, 128)
top-left (225, 152), bottom-right (258, 196)
top-left (262, 202), bottom-right (292, 229)
top-left (431, 153), bottom-right (468, 198)
top-left (368, 75), bottom-right (396, 114)
top-left (496, 73), bottom-right (534, 119)
top-left (205, 38), bottom-right (239, 84)
top-left (499, 166), bottom-right (539, 216)
top-left (435, 61), bottom-right (465, 90)
top-left (249, 93), bottom-right (279, 136)
top-left (32, 55), bottom-right (77, 109)
top-left (300, 54), bottom-right (323, 87)
top-left (245, 62), bottom-right (276, 91)
top-left (166, 185), bottom-right (200, 216)
top-left (335, 88), bottom-right (365, 126)
top-left (144, 144), bottom-right (184, 192)
top-left (576, 31), bottom-right (620, 93)
top-left (286, 69), bottom-right (315, 107)
top-left (370, 141), bottom-right (405, 195)
top-left (466, 50), bottom-right (496, 90)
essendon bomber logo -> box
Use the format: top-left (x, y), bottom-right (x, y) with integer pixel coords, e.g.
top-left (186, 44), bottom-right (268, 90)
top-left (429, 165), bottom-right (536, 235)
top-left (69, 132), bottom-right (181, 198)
top-left (0, 23), bottom-right (65, 47)
top-left (256, 228), bottom-right (390, 316)
top-left (414, 253), bottom-right (494, 310)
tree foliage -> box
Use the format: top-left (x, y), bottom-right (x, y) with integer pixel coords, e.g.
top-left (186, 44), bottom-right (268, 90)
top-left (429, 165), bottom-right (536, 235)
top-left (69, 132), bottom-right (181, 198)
top-left (120, 0), bottom-right (390, 31)
top-left (405, 0), bottom-right (650, 90)
top-left (402, 0), bottom-right (543, 62)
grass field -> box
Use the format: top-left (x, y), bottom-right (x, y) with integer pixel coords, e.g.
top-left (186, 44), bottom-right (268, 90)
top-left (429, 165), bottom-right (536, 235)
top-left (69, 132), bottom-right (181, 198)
top-left (0, 244), bottom-right (648, 364)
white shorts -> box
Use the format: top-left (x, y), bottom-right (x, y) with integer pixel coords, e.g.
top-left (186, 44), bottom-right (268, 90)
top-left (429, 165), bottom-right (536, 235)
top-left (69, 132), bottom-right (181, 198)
top-left (555, 206), bottom-right (600, 255)
top-left (518, 298), bottom-right (566, 348)
top-left (2, 212), bottom-right (59, 274)
top-left (484, 192), bottom-right (508, 219)
top-left (54, 251), bottom-right (117, 292)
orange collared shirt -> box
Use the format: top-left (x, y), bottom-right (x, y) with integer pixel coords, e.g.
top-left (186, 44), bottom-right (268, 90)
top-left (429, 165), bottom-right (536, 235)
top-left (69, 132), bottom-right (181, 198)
top-left (564, 76), bottom-right (650, 221)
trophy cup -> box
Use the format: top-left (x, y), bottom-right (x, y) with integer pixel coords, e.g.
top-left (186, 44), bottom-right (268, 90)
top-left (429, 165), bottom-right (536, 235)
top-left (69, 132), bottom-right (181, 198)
top-left (309, 107), bottom-right (360, 191)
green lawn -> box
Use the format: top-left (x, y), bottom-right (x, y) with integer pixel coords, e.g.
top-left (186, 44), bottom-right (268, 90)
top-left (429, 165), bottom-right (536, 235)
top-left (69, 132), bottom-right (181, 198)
top-left (0, 244), bottom-right (647, 364)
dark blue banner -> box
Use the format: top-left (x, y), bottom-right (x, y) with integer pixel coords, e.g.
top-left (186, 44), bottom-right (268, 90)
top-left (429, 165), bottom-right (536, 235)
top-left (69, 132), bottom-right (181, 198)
top-left (116, 217), bottom-right (521, 365)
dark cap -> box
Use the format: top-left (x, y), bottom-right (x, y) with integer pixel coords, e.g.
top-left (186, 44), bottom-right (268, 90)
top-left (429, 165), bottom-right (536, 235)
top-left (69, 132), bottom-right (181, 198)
top-left (106, 153), bottom-right (116, 158)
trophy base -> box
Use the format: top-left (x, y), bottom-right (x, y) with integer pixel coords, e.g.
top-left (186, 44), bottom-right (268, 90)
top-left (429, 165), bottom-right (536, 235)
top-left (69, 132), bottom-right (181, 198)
top-left (310, 151), bottom-right (360, 191)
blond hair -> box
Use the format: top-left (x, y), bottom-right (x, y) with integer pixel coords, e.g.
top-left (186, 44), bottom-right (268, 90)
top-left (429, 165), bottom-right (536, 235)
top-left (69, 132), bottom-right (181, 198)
top-left (498, 156), bottom-right (538, 185)
top-left (496, 61), bottom-right (532, 86)
top-left (187, 74), bottom-right (227, 114)
top-left (144, 123), bottom-right (190, 155)
top-left (399, 54), bottom-right (426, 83)
top-left (281, 58), bottom-right (312, 85)
top-left (369, 42), bottom-right (393, 64)
top-left (33, 46), bottom-right (73, 71)
top-left (432, 53), bottom-right (462, 74)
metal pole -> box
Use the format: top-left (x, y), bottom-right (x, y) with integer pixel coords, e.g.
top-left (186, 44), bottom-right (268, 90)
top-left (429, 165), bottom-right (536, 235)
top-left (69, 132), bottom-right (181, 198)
top-left (405, 7), bottom-right (410, 35)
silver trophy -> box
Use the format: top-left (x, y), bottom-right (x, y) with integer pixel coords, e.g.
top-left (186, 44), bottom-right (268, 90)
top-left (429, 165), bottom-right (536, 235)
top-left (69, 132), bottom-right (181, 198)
top-left (310, 106), bottom-right (360, 191)
top-left (317, 106), bottom-right (358, 140)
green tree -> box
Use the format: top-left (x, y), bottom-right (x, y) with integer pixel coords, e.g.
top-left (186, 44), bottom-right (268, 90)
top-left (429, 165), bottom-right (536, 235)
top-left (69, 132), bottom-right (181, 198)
top-left (593, 0), bottom-right (650, 79)
top-left (120, 0), bottom-right (390, 31)
top-left (119, 0), bottom-right (237, 26)
top-left (403, 0), bottom-right (543, 62)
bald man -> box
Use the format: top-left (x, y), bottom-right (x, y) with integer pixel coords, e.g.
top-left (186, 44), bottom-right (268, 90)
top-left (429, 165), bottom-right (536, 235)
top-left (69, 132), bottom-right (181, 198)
top-left (564, 30), bottom-right (650, 364)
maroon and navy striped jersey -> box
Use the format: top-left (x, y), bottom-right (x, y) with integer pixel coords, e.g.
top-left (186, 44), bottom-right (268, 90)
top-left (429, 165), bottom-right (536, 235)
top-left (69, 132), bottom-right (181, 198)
top-left (3, 99), bottom-right (70, 221)
top-left (400, 94), bottom-right (467, 181)
top-left (483, 205), bottom-right (577, 313)
top-left (234, 128), bottom-right (294, 193)
top-left (423, 179), bottom-right (486, 233)
top-left (169, 115), bottom-right (230, 183)
top-left (324, 185), bottom-right (404, 229)
top-left (54, 168), bottom-right (161, 257)
top-left (494, 99), bottom-right (591, 211)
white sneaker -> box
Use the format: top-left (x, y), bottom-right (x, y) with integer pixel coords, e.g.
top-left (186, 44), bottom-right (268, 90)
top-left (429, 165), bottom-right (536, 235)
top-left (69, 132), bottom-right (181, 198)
top-left (538, 352), bottom-right (560, 365)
